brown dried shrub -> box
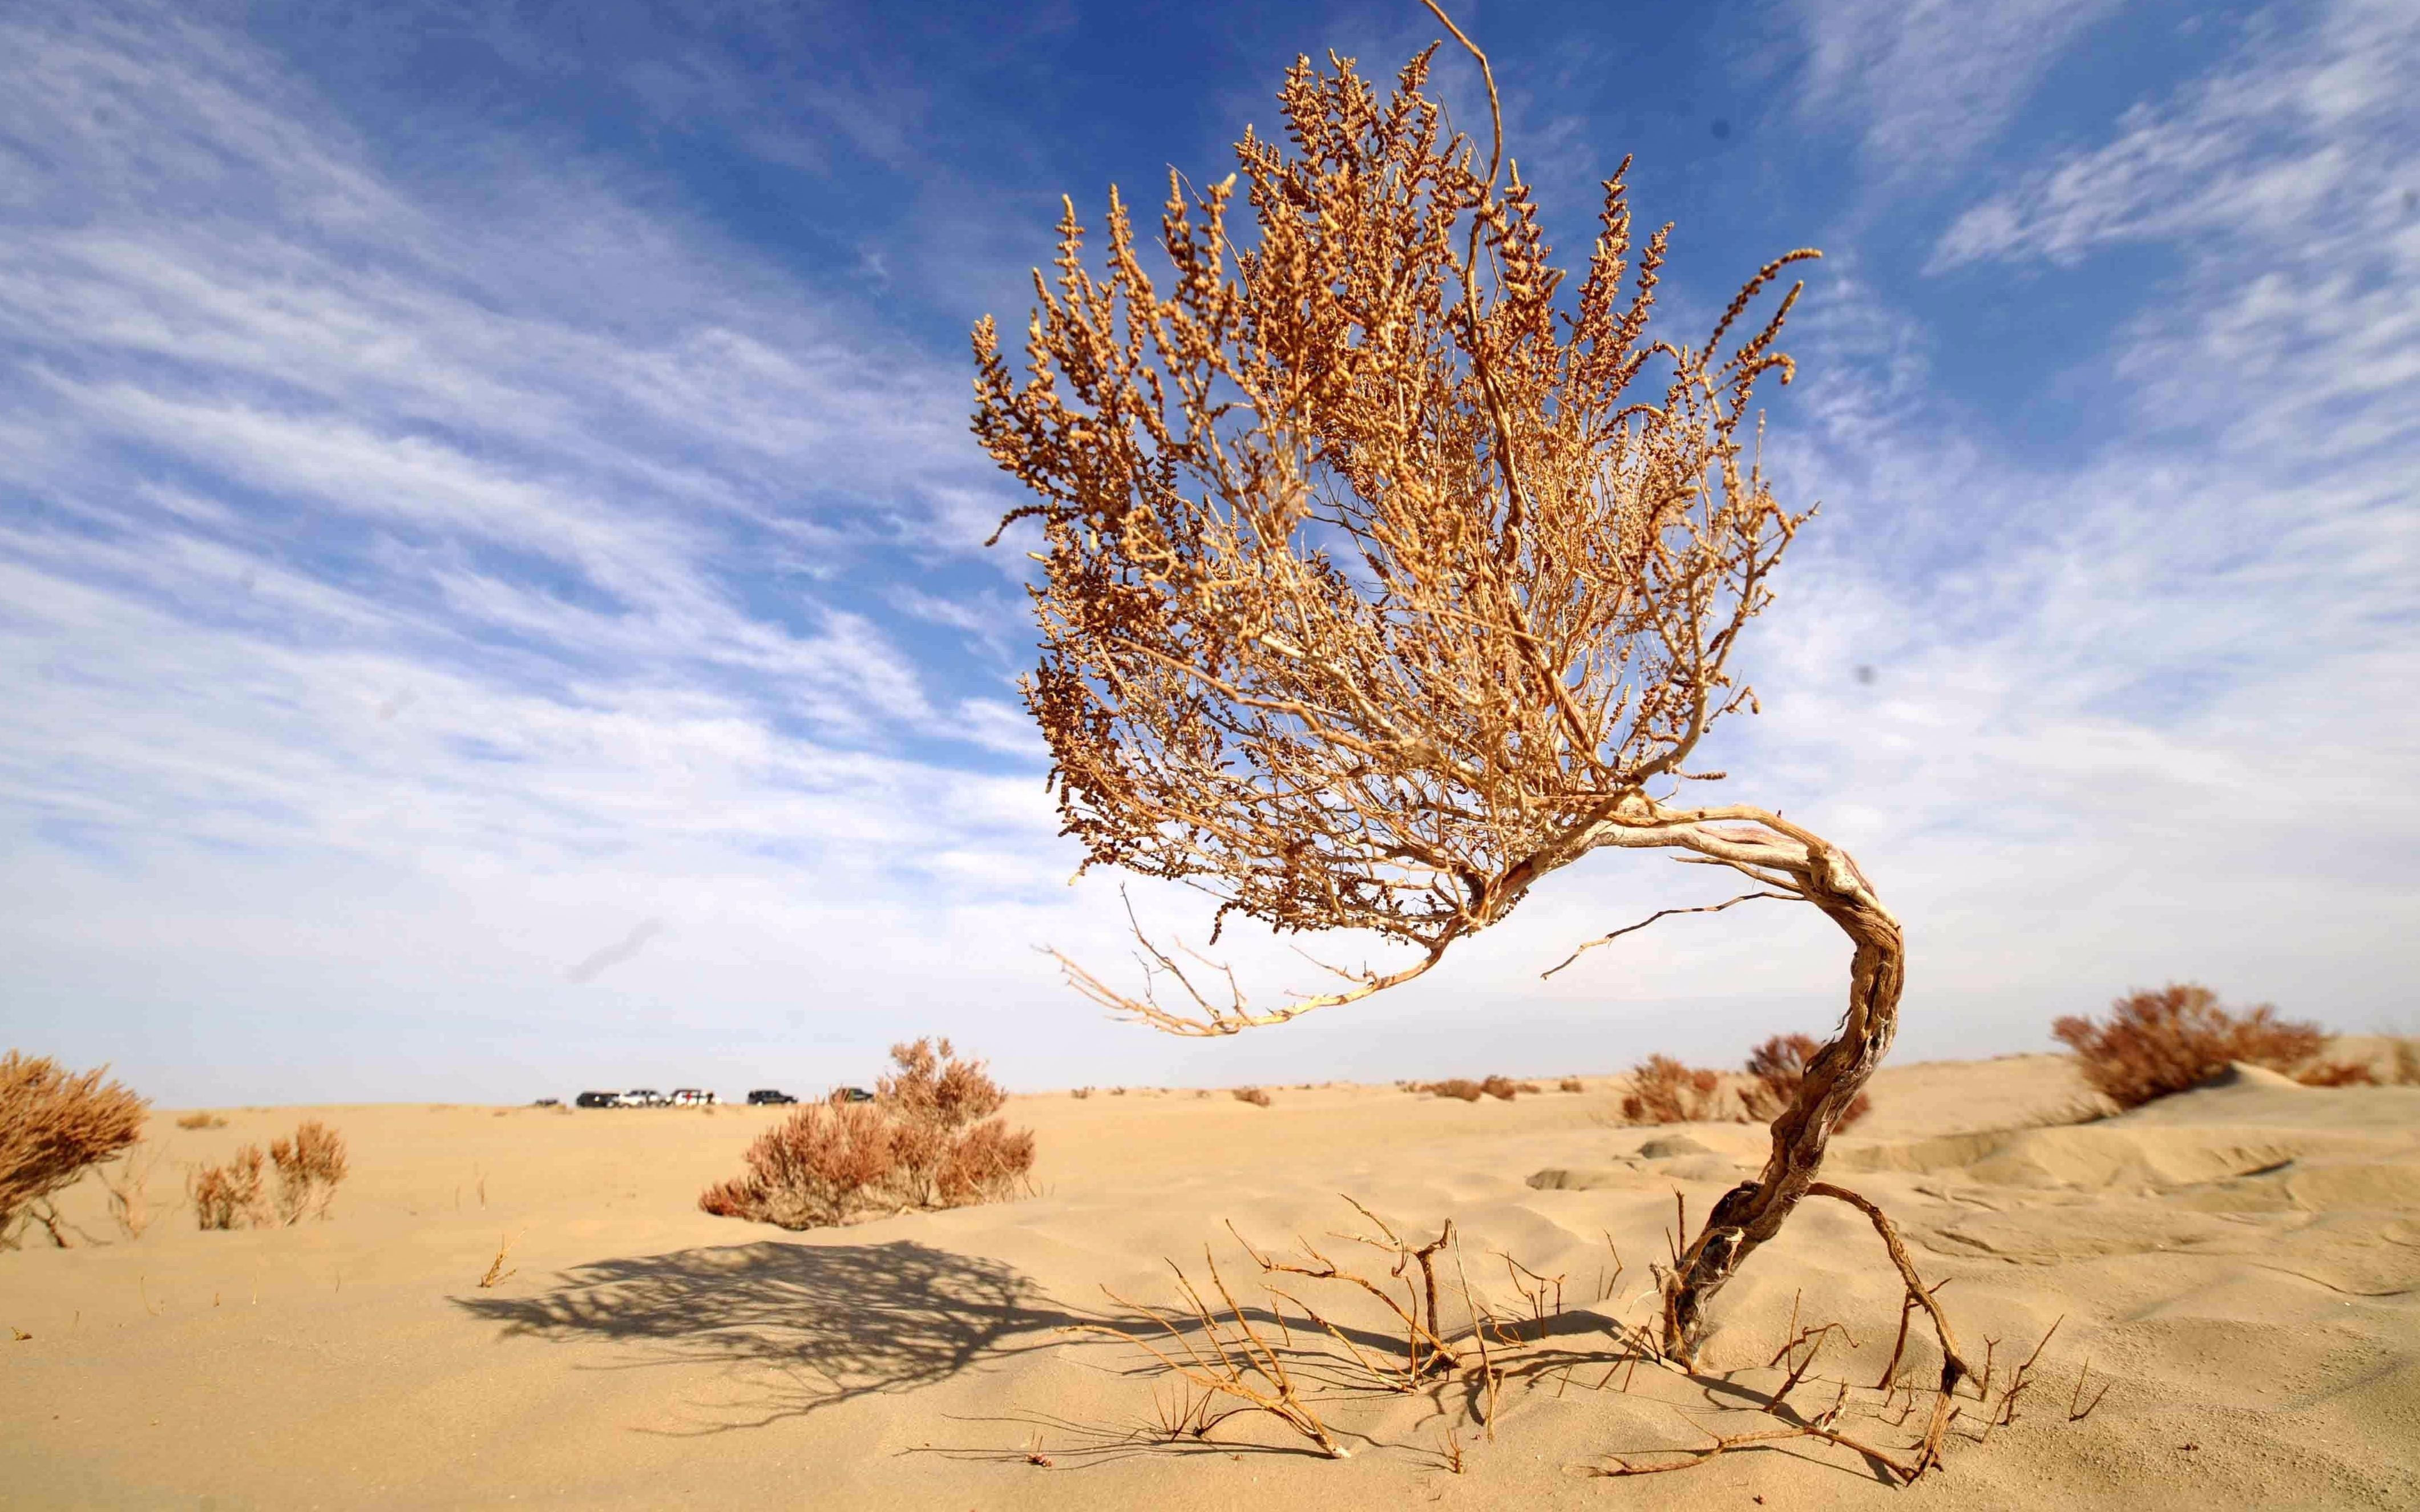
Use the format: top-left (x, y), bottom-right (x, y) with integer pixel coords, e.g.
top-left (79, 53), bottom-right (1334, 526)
top-left (193, 1145), bottom-right (268, 1230)
top-left (1740, 1034), bottom-right (1872, 1130)
top-left (1621, 1054), bottom-right (1727, 1124)
top-left (701, 1099), bottom-right (899, 1230)
top-left (1415, 1078), bottom-right (1483, 1102)
top-left (2052, 983), bottom-right (2374, 1109)
top-left (1232, 1086), bottom-right (1273, 1107)
top-left (175, 1111), bottom-right (227, 1130)
top-left (700, 1039), bottom-right (1035, 1230)
top-left (880, 1037), bottom-right (1009, 1130)
top-left (268, 1119), bottom-right (349, 1223)
top-left (1, 1051), bottom-right (149, 1248)
top-left (1558, 1077), bottom-right (1586, 1093)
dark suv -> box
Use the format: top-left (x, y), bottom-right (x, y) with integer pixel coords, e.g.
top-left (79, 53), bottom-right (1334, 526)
top-left (574, 1090), bottom-right (621, 1109)
top-left (746, 1089), bottom-right (798, 1105)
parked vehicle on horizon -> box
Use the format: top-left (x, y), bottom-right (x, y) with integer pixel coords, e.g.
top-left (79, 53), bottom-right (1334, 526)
top-left (668, 1088), bottom-right (716, 1106)
top-left (624, 1088), bottom-right (665, 1107)
top-left (835, 1086), bottom-right (874, 1103)
top-left (532, 1097), bottom-right (561, 1107)
top-left (745, 1089), bottom-right (797, 1105)
top-left (574, 1091), bottom-right (621, 1109)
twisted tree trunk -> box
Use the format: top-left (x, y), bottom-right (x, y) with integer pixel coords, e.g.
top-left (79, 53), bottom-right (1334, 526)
top-left (1658, 839), bottom-right (1906, 1361)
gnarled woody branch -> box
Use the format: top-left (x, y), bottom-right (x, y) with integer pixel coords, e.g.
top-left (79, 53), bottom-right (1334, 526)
top-left (975, 11), bottom-right (1889, 1363)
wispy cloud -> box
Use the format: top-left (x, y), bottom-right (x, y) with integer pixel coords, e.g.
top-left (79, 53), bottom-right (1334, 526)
top-left (1785, 0), bottom-right (2125, 175)
top-left (1932, 0), bottom-right (2419, 464)
top-left (1, 0), bottom-right (2412, 1101)
top-left (1699, 0), bottom-right (2420, 1050)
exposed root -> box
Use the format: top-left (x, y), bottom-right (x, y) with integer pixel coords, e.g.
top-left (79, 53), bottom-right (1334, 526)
top-left (1588, 1387), bottom-right (1930, 1485)
top-left (1078, 1188), bottom-right (2085, 1489)
top-left (1803, 1182), bottom-right (1974, 1477)
top-left (1078, 1249), bottom-right (1346, 1458)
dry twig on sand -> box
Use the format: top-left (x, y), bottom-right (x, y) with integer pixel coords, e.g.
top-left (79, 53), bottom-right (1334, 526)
top-left (98, 1142), bottom-right (168, 1240)
top-left (1227, 1198), bottom-right (1459, 1387)
top-left (477, 1233), bottom-right (520, 1289)
top-left (1081, 1250), bottom-right (1346, 1458)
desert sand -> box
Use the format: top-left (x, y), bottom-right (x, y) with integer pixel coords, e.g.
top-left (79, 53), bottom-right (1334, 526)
top-left (6, 1050), bottom-right (2418, 1509)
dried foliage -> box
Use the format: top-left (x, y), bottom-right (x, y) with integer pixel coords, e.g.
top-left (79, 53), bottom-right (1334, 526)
top-left (175, 1111), bottom-right (227, 1130)
top-left (1740, 1033), bottom-right (1871, 1129)
top-left (1620, 1054), bottom-right (1727, 1124)
top-left (972, 12), bottom-right (1908, 1362)
top-left (1, 1051), bottom-right (148, 1248)
top-left (2052, 983), bottom-right (2373, 1109)
top-left (700, 1040), bottom-right (1036, 1230)
top-left (268, 1119), bottom-right (349, 1223)
top-left (192, 1145), bottom-right (268, 1230)
top-left (1230, 1086), bottom-right (1274, 1107)
top-left (1557, 1076), bottom-right (1586, 1093)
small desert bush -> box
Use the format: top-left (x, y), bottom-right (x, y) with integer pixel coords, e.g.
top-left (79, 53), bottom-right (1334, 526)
top-left (1557, 1077), bottom-right (1586, 1094)
top-left (192, 1120), bottom-right (349, 1230)
top-left (1739, 1034), bottom-right (1872, 1130)
top-left (1620, 1054), bottom-right (1727, 1124)
top-left (1416, 1078), bottom-right (1482, 1102)
top-left (269, 1120), bottom-right (349, 1222)
top-left (2, 1051), bottom-right (149, 1248)
top-left (1232, 1086), bottom-right (1273, 1107)
top-left (175, 1111), bottom-right (227, 1130)
top-left (193, 1145), bottom-right (268, 1230)
top-left (2395, 1040), bottom-right (2420, 1087)
top-left (2053, 983), bottom-right (2374, 1110)
top-left (700, 1038), bottom-right (1035, 1230)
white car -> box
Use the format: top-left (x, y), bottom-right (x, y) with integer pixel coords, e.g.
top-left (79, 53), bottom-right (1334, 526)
top-left (624, 1087), bottom-right (666, 1107)
top-left (667, 1087), bottom-right (716, 1106)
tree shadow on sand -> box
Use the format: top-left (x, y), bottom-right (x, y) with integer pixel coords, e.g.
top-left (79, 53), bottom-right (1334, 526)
top-left (455, 1239), bottom-right (1088, 1433)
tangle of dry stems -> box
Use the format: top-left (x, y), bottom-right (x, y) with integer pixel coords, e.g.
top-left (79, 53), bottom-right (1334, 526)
top-left (1086, 1195), bottom-right (2062, 1488)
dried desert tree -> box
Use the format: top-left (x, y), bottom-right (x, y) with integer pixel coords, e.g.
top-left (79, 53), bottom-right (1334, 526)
top-left (972, 13), bottom-right (1912, 1365)
top-left (1, 1051), bottom-right (148, 1248)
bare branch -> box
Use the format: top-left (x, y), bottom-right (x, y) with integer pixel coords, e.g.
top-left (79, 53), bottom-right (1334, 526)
top-left (1541, 890), bottom-right (1796, 979)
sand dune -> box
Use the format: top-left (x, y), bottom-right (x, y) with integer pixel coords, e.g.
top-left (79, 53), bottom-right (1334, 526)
top-left (6, 1054), bottom-right (2417, 1507)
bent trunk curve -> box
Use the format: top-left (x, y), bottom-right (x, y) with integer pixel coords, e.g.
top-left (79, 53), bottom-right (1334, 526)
top-left (1660, 842), bottom-right (1906, 1363)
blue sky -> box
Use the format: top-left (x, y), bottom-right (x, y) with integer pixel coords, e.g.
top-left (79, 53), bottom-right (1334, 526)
top-left (4, 0), bottom-right (2414, 1104)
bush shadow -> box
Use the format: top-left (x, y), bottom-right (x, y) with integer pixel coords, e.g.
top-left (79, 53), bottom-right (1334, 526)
top-left (455, 1238), bottom-right (1085, 1432)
